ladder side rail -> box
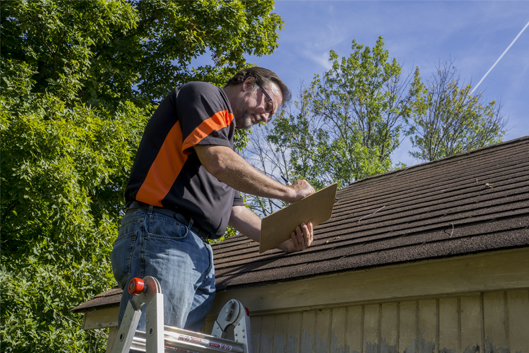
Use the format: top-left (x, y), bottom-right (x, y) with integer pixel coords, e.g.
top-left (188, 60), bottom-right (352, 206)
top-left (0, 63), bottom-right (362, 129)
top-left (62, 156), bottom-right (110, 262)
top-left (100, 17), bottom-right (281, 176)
top-left (211, 300), bottom-right (252, 353)
top-left (144, 282), bottom-right (164, 353)
top-left (112, 276), bottom-right (164, 353)
top-left (112, 294), bottom-right (145, 353)
top-left (233, 315), bottom-right (252, 353)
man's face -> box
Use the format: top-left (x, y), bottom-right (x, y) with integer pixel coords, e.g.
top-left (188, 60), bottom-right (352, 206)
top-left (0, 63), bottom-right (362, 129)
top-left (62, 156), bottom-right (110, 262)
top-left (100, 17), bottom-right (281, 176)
top-left (234, 79), bottom-right (283, 129)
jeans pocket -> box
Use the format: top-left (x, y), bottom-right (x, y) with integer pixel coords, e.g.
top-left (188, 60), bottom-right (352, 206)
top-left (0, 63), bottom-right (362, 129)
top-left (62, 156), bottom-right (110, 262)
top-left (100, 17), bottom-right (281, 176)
top-left (146, 213), bottom-right (188, 240)
top-left (111, 230), bottom-right (137, 289)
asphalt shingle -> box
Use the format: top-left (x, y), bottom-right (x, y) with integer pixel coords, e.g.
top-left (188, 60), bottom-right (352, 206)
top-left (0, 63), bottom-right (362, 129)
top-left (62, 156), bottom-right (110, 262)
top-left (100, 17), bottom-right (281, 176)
top-left (213, 136), bottom-right (529, 291)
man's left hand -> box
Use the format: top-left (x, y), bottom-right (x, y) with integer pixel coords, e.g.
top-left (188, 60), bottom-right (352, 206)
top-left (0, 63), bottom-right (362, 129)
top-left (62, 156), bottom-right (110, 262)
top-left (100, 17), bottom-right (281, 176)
top-left (278, 221), bottom-right (314, 252)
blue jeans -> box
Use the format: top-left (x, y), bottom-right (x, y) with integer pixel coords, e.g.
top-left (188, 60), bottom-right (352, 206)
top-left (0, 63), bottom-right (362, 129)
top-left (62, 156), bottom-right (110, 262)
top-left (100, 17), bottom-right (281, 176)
top-left (111, 207), bottom-right (216, 332)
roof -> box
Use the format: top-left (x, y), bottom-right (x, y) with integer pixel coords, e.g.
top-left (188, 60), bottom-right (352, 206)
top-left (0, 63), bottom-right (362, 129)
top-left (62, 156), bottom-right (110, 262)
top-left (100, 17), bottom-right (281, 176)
top-left (72, 287), bottom-right (122, 313)
top-left (213, 136), bottom-right (529, 291)
top-left (72, 136), bottom-right (529, 313)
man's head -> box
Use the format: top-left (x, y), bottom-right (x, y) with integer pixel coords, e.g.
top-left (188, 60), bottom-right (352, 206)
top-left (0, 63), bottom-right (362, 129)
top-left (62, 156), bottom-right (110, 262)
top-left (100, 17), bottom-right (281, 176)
top-left (224, 67), bottom-right (291, 129)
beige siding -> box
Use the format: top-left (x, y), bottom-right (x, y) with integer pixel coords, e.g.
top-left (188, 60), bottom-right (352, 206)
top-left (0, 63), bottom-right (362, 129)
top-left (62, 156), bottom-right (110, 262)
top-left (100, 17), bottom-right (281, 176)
top-left (460, 294), bottom-right (482, 352)
top-left (506, 290), bottom-right (529, 352)
top-left (260, 314), bottom-right (276, 352)
top-left (381, 303), bottom-right (398, 352)
top-left (399, 301), bottom-right (417, 352)
top-left (301, 310), bottom-right (317, 353)
top-left (232, 289), bottom-right (529, 353)
top-left (483, 292), bottom-right (508, 351)
top-left (346, 305), bottom-right (363, 353)
top-left (363, 304), bottom-right (380, 350)
top-left (438, 298), bottom-right (459, 352)
top-left (251, 315), bottom-right (263, 353)
top-left (288, 312), bottom-right (303, 353)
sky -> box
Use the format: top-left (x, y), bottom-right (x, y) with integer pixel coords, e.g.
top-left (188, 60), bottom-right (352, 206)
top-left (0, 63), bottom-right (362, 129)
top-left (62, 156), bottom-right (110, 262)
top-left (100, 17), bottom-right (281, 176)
top-left (244, 1), bottom-right (529, 166)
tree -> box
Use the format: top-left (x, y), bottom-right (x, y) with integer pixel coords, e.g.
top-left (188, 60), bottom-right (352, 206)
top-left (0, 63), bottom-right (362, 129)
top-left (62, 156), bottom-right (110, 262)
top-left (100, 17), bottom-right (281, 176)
top-left (244, 37), bottom-right (418, 215)
top-left (1, 58), bottom-right (148, 352)
top-left (1, 1), bottom-right (283, 351)
top-left (303, 37), bottom-right (417, 185)
top-left (243, 88), bottom-right (331, 216)
top-left (407, 61), bottom-right (507, 162)
top-left (2, 0), bottom-right (284, 107)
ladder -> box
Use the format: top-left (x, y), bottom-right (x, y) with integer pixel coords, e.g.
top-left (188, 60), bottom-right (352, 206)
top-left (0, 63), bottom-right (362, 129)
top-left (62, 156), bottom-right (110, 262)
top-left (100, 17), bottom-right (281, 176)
top-left (112, 276), bottom-right (252, 353)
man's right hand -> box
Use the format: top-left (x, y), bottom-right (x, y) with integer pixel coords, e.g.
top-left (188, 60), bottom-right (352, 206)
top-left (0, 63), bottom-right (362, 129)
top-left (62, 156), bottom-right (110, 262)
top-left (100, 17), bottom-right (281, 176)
top-left (287, 179), bottom-right (315, 202)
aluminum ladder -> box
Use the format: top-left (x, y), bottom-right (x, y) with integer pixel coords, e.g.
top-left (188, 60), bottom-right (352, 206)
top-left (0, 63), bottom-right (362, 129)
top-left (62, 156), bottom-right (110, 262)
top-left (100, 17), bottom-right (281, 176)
top-left (111, 276), bottom-right (252, 353)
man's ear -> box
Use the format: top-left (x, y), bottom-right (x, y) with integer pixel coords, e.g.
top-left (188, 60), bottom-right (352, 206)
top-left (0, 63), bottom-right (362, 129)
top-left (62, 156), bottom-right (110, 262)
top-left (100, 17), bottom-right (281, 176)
top-left (241, 76), bottom-right (255, 92)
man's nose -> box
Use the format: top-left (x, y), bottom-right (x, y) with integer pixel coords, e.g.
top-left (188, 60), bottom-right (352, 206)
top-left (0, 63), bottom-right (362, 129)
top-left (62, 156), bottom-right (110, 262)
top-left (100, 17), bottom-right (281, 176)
top-left (260, 113), bottom-right (269, 123)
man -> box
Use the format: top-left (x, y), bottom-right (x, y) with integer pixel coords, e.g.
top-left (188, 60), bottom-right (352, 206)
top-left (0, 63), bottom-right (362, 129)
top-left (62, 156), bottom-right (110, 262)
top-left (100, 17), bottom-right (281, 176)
top-left (111, 67), bottom-right (315, 333)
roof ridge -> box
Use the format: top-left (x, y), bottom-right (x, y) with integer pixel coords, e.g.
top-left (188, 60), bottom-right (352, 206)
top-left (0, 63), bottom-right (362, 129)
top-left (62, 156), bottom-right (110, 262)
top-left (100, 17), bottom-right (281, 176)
top-left (345, 136), bottom-right (529, 188)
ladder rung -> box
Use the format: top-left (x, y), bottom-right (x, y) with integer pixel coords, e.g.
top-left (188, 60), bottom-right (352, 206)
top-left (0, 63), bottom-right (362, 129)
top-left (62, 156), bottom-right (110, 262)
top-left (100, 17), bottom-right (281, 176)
top-left (131, 329), bottom-right (245, 353)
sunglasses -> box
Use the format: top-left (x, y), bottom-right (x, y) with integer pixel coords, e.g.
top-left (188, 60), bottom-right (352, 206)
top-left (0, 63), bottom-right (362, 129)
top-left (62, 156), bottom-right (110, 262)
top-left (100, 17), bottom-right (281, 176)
top-left (255, 81), bottom-right (273, 103)
top-left (255, 81), bottom-right (275, 121)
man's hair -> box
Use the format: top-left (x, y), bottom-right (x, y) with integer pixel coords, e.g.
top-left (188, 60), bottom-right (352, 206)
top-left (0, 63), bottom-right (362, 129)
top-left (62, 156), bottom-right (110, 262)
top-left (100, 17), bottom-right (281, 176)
top-left (225, 67), bottom-right (291, 107)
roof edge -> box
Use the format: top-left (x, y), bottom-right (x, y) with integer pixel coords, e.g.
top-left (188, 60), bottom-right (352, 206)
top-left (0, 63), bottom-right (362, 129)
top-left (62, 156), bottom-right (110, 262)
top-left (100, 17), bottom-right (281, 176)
top-left (345, 136), bottom-right (529, 188)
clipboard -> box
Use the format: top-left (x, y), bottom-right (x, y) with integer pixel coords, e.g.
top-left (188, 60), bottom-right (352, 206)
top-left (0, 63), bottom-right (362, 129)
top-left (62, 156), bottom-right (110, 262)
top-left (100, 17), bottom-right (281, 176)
top-left (259, 183), bottom-right (337, 253)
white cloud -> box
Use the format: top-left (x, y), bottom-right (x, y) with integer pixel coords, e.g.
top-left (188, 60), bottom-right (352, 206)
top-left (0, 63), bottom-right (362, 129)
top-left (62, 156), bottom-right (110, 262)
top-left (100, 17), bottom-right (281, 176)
top-left (302, 49), bottom-right (334, 70)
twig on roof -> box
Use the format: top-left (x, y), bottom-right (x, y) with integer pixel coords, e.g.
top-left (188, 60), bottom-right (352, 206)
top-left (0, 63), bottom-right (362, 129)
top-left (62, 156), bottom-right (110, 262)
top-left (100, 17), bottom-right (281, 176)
top-left (387, 160), bottom-right (422, 180)
top-left (449, 223), bottom-right (454, 238)
top-left (357, 205), bottom-right (385, 223)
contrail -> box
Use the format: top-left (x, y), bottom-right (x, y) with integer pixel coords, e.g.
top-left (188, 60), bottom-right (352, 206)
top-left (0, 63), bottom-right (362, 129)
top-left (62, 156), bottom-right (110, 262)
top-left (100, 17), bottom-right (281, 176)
top-left (471, 19), bottom-right (529, 94)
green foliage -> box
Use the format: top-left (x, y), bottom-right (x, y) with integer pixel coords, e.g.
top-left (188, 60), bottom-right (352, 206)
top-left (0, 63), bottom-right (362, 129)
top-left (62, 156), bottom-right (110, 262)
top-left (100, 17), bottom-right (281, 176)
top-left (0, 220), bottom-right (117, 352)
top-left (266, 94), bottom-right (332, 191)
top-left (300, 37), bottom-right (416, 186)
top-left (1, 0), bottom-right (283, 106)
top-left (1, 0), bottom-right (283, 350)
top-left (407, 61), bottom-right (506, 161)
top-left (1, 0), bottom-right (138, 104)
top-left (1, 58), bottom-right (149, 352)
top-left (244, 38), bottom-right (418, 215)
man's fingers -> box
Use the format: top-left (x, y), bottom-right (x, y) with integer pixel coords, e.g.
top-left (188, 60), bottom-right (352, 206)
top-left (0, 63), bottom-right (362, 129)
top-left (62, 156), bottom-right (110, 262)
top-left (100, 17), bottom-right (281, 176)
top-left (288, 222), bottom-right (314, 252)
top-left (305, 221), bottom-right (313, 246)
top-left (297, 225), bottom-right (305, 249)
top-left (298, 222), bottom-right (306, 247)
top-left (301, 222), bottom-right (313, 248)
top-left (291, 228), bottom-right (300, 249)
top-left (291, 225), bottom-right (304, 250)
top-left (290, 179), bottom-right (315, 201)
top-left (298, 222), bottom-right (311, 250)
top-left (298, 224), bottom-right (307, 250)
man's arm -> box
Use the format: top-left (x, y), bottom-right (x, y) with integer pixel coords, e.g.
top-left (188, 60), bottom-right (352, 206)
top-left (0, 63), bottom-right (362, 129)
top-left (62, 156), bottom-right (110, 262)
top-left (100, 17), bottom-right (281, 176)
top-left (229, 205), bottom-right (313, 252)
top-left (194, 145), bottom-right (314, 203)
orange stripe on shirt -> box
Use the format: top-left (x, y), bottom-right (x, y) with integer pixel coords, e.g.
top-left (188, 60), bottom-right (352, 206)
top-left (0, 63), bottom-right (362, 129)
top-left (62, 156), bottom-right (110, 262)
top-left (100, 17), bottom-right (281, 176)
top-left (182, 110), bottom-right (234, 152)
top-left (136, 121), bottom-right (187, 207)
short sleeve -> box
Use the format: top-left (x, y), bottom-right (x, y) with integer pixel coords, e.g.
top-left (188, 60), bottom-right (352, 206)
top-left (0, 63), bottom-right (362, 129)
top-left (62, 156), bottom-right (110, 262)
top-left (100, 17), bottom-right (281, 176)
top-left (176, 82), bottom-right (235, 154)
top-left (233, 192), bottom-right (244, 207)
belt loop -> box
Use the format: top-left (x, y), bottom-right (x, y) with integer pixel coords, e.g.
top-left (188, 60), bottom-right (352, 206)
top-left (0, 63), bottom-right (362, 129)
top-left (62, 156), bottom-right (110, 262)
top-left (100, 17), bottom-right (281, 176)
top-left (147, 205), bottom-right (153, 215)
top-left (188, 217), bottom-right (194, 230)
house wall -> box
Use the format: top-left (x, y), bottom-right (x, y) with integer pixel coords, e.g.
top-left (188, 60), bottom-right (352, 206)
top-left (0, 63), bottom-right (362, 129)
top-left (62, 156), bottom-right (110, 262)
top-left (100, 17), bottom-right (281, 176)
top-left (81, 248), bottom-right (529, 352)
top-left (205, 247), bottom-right (529, 353)
top-left (99, 289), bottom-right (529, 353)
top-left (230, 289), bottom-right (528, 353)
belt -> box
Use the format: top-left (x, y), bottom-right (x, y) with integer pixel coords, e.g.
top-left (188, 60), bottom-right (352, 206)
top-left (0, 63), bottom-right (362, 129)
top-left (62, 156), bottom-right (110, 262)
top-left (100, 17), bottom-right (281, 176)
top-left (126, 201), bottom-right (211, 242)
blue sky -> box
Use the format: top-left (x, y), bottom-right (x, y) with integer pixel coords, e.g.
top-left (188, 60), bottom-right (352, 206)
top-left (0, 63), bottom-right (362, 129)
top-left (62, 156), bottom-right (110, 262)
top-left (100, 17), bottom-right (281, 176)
top-left (245, 1), bottom-right (529, 166)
